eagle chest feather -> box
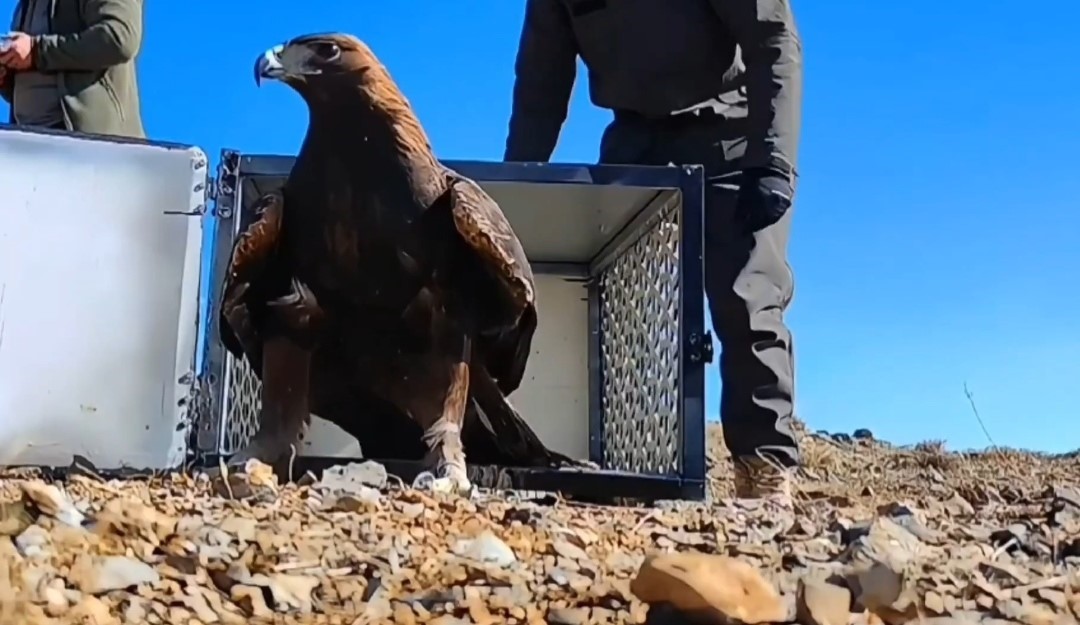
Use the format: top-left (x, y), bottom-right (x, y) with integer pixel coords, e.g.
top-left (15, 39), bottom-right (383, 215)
top-left (282, 176), bottom-right (419, 299)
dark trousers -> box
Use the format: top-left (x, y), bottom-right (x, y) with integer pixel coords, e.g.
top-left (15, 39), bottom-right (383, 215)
top-left (599, 112), bottom-right (800, 467)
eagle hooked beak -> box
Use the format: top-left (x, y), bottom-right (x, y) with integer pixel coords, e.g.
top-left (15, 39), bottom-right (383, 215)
top-left (254, 44), bottom-right (286, 86)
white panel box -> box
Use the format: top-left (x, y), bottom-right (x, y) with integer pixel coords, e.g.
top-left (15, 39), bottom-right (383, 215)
top-left (0, 128), bottom-right (205, 470)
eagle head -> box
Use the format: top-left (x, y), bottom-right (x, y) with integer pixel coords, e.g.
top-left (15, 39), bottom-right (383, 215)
top-left (254, 33), bottom-right (373, 88)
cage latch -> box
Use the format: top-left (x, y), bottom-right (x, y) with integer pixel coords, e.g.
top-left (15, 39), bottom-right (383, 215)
top-left (687, 331), bottom-right (714, 364)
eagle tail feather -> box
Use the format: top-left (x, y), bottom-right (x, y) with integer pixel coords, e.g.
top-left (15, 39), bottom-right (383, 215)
top-left (466, 363), bottom-right (577, 467)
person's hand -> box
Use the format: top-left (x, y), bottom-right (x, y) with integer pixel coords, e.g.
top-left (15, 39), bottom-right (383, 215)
top-left (737, 167), bottom-right (794, 233)
top-left (0, 33), bottom-right (34, 71)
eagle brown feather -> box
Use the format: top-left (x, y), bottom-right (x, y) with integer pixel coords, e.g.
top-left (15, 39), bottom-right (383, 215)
top-left (219, 189), bottom-right (284, 371)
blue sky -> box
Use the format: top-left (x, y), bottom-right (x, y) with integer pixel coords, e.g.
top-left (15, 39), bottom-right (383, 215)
top-left (5, 1), bottom-right (1077, 453)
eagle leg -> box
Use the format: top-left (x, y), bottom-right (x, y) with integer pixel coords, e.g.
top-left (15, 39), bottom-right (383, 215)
top-left (228, 335), bottom-right (312, 470)
top-left (412, 339), bottom-right (473, 497)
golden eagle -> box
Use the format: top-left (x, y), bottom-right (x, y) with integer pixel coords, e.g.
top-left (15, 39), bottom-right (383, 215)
top-left (217, 32), bottom-right (585, 495)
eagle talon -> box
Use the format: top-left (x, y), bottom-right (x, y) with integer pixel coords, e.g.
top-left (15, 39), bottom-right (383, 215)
top-left (227, 434), bottom-right (293, 468)
top-left (412, 467), bottom-right (473, 498)
top-left (557, 458), bottom-right (600, 471)
top-left (412, 470), bottom-right (437, 490)
top-left (228, 447), bottom-right (259, 467)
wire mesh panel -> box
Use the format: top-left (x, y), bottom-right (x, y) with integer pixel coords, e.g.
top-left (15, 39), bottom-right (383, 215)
top-left (599, 203), bottom-right (682, 475)
top-left (220, 349), bottom-right (262, 454)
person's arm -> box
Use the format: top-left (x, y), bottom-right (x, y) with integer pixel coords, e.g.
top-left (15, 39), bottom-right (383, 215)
top-left (504, 0), bottom-right (577, 163)
top-left (709, 0), bottom-right (802, 175)
top-left (32, 0), bottom-right (142, 72)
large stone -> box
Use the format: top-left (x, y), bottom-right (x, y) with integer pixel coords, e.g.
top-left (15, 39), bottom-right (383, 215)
top-left (631, 553), bottom-right (788, 624)
top-left (796, 578), bottom-right (852, 625)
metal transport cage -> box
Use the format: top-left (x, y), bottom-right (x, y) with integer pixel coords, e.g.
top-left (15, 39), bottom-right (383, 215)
top-left (0, 123), bottom-right (710, 502)
top-left (196, 151), bottom-right (711, 501)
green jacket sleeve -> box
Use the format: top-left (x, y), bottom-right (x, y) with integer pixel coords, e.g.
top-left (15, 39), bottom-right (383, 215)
top-left (32, 0), bottom-right (143, 72)
top-left (709, 0), bottom-right (803, 175)
top-left (503, 0), bottom-right (577, 163)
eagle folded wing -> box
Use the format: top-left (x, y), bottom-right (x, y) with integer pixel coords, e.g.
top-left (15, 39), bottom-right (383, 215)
top-left (447, 174), bottom-right (538, 395)
top-left (218, 189), bottom-right (286, 379)
top-left (447, 175), bottom-right (534, 306)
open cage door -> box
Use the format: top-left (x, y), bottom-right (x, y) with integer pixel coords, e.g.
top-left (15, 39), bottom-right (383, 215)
top-left (0, 126), bottom-right (208, 471)
top-left (195, 152), bottom-right (709, 501)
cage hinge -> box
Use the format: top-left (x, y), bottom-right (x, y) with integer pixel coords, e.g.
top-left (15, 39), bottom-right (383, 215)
top-left (687, 330), bottom-right (714, 365)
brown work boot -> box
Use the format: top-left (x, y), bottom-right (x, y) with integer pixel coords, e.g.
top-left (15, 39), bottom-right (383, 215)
top-left (732, 455), bottom-right (795, 505)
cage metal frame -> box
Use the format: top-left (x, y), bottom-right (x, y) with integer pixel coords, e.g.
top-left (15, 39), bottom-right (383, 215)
top-left (193, 150), bottom-right (709, 502)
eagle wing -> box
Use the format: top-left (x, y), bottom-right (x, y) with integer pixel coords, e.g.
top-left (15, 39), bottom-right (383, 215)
top-left (218, 189), bottom-right (286, 381)
top-left (447, 174), bottom-right (537, 395)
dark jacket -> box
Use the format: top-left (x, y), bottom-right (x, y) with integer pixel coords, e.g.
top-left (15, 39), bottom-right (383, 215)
top-left (504, 0), bottom-right (802, 175)
top-left (2, 0), bottom-right (145, 138)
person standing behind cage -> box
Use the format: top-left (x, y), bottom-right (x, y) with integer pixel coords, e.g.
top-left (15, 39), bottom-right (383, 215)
top-left (503, 0), bottom-right (804, 504)
top-left (0, 0), bottom-right (144, 138)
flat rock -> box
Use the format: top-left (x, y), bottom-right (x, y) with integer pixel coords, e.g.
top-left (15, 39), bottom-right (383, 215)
top-left (69, 554), bottom-right (160, 594)
top-left (796, 578), bottom-right (851, 625)
top-left (630, 552), bottom-right (788, 623)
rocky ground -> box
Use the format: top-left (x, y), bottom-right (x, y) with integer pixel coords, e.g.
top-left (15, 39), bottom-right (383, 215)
top-left (0, 424), bottom-right (1079, 624)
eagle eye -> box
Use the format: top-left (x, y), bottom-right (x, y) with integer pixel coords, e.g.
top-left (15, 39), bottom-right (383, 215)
top-left (312, 42), bottom-right (341, 62)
